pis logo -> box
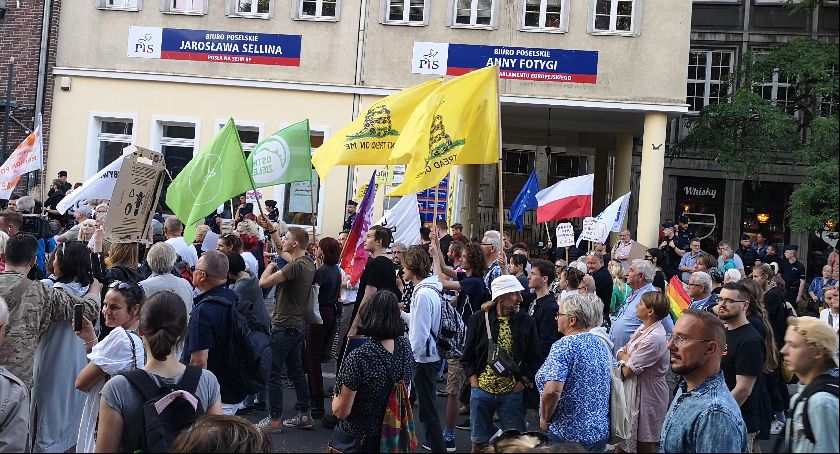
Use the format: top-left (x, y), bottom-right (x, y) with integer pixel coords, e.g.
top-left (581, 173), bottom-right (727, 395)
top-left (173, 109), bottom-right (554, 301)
top-left (418, 49), bottom-right (440, 70)
top-left (134, 34), bottom-right (155, 54)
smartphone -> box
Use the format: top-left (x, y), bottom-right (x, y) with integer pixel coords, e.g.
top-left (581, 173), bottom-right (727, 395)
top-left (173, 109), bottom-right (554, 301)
top-left (73, 304), bottom-right (84, 332)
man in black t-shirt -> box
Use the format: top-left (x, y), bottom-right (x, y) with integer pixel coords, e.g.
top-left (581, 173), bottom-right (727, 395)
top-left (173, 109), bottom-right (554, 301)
top-left (717, 282), bottom-right (770, 452)
top-left (348, 225), bottom-right (401, 337)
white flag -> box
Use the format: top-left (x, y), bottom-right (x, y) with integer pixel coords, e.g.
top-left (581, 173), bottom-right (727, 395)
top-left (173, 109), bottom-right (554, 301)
top-left (56, 155), bottom-right (125, 214)
top-left (596, 192), bottom-right (631, 232)
top-left (376, 194), bottom-right (422, 247)
top-left (0, 114), bottom-right (43, 199)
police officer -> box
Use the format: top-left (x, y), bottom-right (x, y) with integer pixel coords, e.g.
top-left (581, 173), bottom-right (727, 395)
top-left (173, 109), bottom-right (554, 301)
top-left (780, 244), bottom-right (807, 306)
top-left (265, 200), bottom-right (280, 223)
top-left (342, 199), bottom-right (358, 231)
top-left (674, 214), bottom-right (696, 256)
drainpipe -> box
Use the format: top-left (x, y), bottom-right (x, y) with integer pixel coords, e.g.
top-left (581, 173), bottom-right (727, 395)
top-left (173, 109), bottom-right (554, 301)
top-left (34, 0), bottom-right (53, 190)
top-left (346, 0), bottom-right (370, 204)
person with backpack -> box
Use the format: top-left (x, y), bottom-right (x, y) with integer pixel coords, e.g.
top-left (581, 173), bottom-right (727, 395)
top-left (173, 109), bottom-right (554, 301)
top-left (258, 226), bottom-right (316, 432)
top-left (139, 242), bottom-right (194, 317)
top-left (97, 291), bottom-right (221, 452)
top-left (74, 279), bottom-right (146, 452)
top-left (780, 316), bottom-right (839, 453)
top-left (402, 246), bottom-right (446, 453)
top-left (181, 251), bottom-right (246, 416)
top-left (330, 290), bottom-right (416, 453)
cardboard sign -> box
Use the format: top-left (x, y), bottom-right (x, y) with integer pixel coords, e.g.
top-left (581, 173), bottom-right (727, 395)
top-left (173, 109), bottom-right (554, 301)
top-left (578, 216), bottom-right (610, 245)
top-left (628, 241), bottom-right (650, 262)
top-left (105, 146), bottom-right (166, 244)
top-left (555, 223), bottom-right (575, 248)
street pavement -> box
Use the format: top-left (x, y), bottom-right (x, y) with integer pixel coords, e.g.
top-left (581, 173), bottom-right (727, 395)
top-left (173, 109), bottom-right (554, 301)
top-left (240, 360), bottom-right (783, 453)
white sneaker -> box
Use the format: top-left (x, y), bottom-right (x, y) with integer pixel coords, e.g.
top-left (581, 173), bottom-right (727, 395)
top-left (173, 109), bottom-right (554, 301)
top-left (770, 419), bottom-right (785, 435)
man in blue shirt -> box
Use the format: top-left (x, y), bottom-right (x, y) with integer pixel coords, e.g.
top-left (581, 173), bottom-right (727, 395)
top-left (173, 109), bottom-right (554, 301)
top-left (687, 271), bottom-right (716, 311)
top-left (678, 239), bottom-right (703, 283)
top-left (660, 309), bottom-right (748, 453)
top-left (609, 259), bottom-right (673, 354)
top-left (182, 250), bottom-right (245, 415)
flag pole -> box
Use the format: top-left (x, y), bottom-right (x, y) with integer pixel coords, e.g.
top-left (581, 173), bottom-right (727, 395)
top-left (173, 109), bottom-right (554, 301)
top-left (495, 66), bottom-right (504, 236)
top-left (309, 178), bottom-right (317, 241)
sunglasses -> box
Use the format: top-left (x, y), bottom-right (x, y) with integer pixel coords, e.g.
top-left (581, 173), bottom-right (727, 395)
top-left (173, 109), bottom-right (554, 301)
top-left (109, 280), bottom-right (145, 297)
top-left (490, 430), bottom-right (550, 453)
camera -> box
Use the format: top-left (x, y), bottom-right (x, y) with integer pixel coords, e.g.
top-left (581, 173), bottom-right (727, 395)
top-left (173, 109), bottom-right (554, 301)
top-left (21, 214), bottom-right (59, 239)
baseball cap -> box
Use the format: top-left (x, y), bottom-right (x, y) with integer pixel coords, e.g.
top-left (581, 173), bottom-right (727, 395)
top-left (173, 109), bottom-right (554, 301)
top-left (264, 199), bottom-right (277, 208)
top-left (678, 215), bottom-right (690, 224)
top-left (662, 222), bottom-right (675, 229)
top-left (347, 200), bottom-right (358, 206)
top-left (491, 275), bottom-right (524, 301)
top-left (784, 244), bottom-right (799, 252)
top-left (788, 316), bottom-right (839, 368)
top-left (740, 234), bottom-right (751, 241)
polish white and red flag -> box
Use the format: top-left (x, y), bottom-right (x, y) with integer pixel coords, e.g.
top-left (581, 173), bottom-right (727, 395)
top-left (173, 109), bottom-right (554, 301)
top-left (535, 174), bottom-right (594, 223)
top-left (0, 114), bottom-right (43, 199)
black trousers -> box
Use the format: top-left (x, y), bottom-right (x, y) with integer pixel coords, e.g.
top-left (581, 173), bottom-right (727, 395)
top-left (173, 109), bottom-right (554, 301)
top-left (414, 361), bottom-right (445, 452)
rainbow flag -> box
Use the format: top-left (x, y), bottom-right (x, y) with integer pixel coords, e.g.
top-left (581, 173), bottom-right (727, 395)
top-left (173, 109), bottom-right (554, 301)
top-left (340, 171), bottom-right (377, 285)
top-left (666, 275), bottom-right (691, 320)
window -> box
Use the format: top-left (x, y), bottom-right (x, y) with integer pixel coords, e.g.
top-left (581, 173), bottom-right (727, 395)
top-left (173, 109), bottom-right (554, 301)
top-left (687, 50), bottom-right (734, 112)
top-left (752, 61), bottom-right (795, 114)
top-left (227, 0), bottom-right (272, 17)
top-left (156, 121), bottom-right (198, 212)
top-left (97, 119), bottom-right (134, 171)
top-left (280, 131), bottom-right (324, 228)
top-left (547, 154), bottom-right (581, 186)
top-left (590, 0), bottom-right (640, 35)
top-left (382, 0), bottom-right (428, 25)
top-left (162, 0), bottom-right (208, 14)
top-left (96, 0), bottom-right (141, 10)
top-left (503, 150), bottom-right (533, 175)
top-left (294, 0), bottom-right (339, 19)
top-left (215, 121), bottom-right (263, 156)
top-left (452, 0), bottom-right (499, 28)
top-left (819, 65), bottom-right (838, 118)
top-left (522, 0), bottom-right (569, 32)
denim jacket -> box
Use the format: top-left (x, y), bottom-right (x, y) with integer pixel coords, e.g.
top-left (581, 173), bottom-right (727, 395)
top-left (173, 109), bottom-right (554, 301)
top-left (659, 371), bottom-right (748, 453)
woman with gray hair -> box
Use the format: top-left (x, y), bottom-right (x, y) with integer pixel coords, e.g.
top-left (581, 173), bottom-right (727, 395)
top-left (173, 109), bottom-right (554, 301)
top-left (536, 293), bottom-right (611, 451)
top-left (138, 242), bottom-right (194, 317)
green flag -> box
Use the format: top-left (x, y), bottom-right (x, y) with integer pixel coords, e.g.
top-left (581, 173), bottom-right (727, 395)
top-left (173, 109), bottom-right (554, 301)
top-left (247, 119), bottom-right (312, 187)
top-left (166, 118), bottom-right (253, 243)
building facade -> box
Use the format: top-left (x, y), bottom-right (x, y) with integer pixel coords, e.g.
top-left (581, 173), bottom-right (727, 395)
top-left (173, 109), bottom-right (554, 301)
top-left (663, 0), bottom-right (838, 272)
top-left (46, 0), bottom-right (692, 243)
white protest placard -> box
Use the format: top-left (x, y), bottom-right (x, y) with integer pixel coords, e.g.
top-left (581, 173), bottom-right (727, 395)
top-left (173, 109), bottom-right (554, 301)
top-left (577, 216), bottom-right (610, 246)
top-left (555, 222), bottom-right (575, 248)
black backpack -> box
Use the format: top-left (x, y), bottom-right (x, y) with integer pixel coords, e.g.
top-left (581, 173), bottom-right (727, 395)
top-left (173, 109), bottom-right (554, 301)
top-left (794, 373), bottom-right (839, 445)
top-left (206, 295), bottom-right (271, 395)
top-left (119, 366), bottom-right (205, 453)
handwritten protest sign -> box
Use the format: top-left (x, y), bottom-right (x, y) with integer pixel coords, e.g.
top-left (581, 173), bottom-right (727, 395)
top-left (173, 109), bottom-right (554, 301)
top-left (577, 216), bottom-right (610, 246)
top-left (105, 146), bottom-right (166, 244)
top-left (555, 223), bottom-right (575, 248)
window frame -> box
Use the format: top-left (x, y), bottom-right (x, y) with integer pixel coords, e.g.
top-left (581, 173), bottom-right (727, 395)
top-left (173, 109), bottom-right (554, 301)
top-left (161, 0), bottom-right (209, 15)
top-left (275, 123), bottom-right (328, 235)
top-left (449, 0), bottom-right (500, 30)
top-left (213, 120), bottom-right (265, 156)
top-left (753, 0), bottom-right (803, 5)
top-left (85, 113), bottom-right (138, 179)
top-left (226, 0), bottom-right (274, 19)
top-left (588, 0), bottom-right (642, 37)
top-left (380, 0), bottom-right (430, 26)
top-left (293, 0), bottom-right (340, 21)
top-left (750, 51), bottom-right (795, 113)
top-left (686, 49), bottom-right (736, 113)
top-left (519, 0), bottom-right (570, 33)
top-left (96, 0), bottom-right (142, 11)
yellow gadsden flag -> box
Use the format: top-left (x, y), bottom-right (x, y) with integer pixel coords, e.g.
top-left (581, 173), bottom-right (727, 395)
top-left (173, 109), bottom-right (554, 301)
top-left (311, 78), bottom-right (443, 179)
top-left (387, 66), bottom-right (499, 197)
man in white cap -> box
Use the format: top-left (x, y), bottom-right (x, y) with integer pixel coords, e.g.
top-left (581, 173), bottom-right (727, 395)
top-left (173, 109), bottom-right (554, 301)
top-left (780, 317), bottom-right (839, 453)
top-left (459, 275), bottom-right (540, 453)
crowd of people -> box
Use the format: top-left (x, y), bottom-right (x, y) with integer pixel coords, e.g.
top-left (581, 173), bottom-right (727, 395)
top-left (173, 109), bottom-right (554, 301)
top-left (0, 179), bottom-right (837, 454)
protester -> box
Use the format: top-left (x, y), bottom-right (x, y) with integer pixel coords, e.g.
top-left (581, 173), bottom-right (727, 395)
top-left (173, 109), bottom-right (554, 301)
top-left (611, 229), bottom-right (634, 273)
top-left (764, 245), bottom-right (782, 269)
top-left (717, 282), bottom-right (772, 452)
top-left (780, 317), bottom-right (840, 453)
top-left (331, 290), bottom-right (414, 453)
top-left (236, 219), bottom-right (263, 277)
top-left (819, 286), bottom-right (839, 331)
top-left (678, 239), bottom-right (703, 283)
top-left (55, 204), bottom-right (92, 243)
top-left (557, 266), bottom-right (584, 304)
top-left (828, 244), bottom-right (839, 282)
top-left (536, 293), bottom-right (610, 451)
top-left (738, 234), bottom-right (759, 277)
top-left (687, 271), bottom-right (716, 311)
top-left (164, 217), bottom-right (199, 268)
top-left (550, 260), bottom-right (566, 294)
top-left (194, 224), bottom-right (210, 258)
top-left (0, 296), bottom-right (29, 452)
top-left (451, 223), bottom-right (466, 244)
top-left (808, 265), bottom-right (836, 313)
top-left (460, 275), bottom-right (539, 453)
top-left (585, 252), bottom-right (612, 323)
top-left (508, 253), bottom-right (533, 308)
top-left (74, 280), bottom-right (146, 452)
top-left (0, 234), bottom-right (101, 388)
top-left (579, 275), bottom-right (596, 296)
top-left (613, 292), bottom-right (670, 452)
top-left (97, 291), bottom-right (221, 452)
top-left (610, 259), bottom-right (674, 355)
top-left (0, 230), bottom-right (7, 272)
top-left (334, 230), bottom-right (358, 369)
top-left (171, 415), bottom-right (272, 453)
top-left (346, 225), bottom-right (401, 337)
top-left (306, 237), bottom-right (341, 420)
top-left (752, 232), bottom-right (769, 260)
top-left (695, 251), bottom-right (716, 273)
top-left (402, 246), bottom-right (445, 452)
top-left (99, 242), bottom-right (143, 338)
top-left (258, 227), bottom-right (316, 431)
top-left (644, 248), bottom-right (667, 292)
top-left (139, 242), bottom-right (194, 315)
top-left (480, 230), bottom-right (504, 292)
top-left (182, 251), bottom-right (244, 416)
top-left (217, 233), bottom-right (257, 277)
top-left (659, 309), bottom-right (748, 452)
top-left (717, 241), bottom-right (745, 278)
top-left (724, 267), bottom-right (742, 284)
top-left (609, 261), bottom-right (629, 317)
top-left (527, 259), bottom-right (560, 361)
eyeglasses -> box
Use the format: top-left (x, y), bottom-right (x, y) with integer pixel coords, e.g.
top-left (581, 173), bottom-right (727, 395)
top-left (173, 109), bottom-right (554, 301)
top-left (688, 282), bottom-right (703, 288)
top-left (669, 334), bottom-right (714, 348)
top-left (644, 256), bottom-right (653, 261)
top-left (480, 243), bottom-right (494, 247)
top-left (555, 312), bottom-right (571, 319)
top-left (718, 298), bottom-right (749, 306)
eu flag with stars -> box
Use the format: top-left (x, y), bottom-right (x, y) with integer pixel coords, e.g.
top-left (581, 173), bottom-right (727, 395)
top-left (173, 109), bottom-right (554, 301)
top-left (508, 171), bottom-right (540, 231)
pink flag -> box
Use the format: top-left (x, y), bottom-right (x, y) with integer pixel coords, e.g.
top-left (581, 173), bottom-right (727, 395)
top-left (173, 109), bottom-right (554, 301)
top-left (0, 114), bottom-right (43, 199)
top-left (340, 171), bottom-right (377, 285)
top-left (535, 174), bottom-right (594, 223)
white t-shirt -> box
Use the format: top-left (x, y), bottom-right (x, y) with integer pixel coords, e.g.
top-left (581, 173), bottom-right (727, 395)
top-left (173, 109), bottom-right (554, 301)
top-left (242, 252), bottom-right (259, 277)
top-left (166, 236), bottom-right (198, 268)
